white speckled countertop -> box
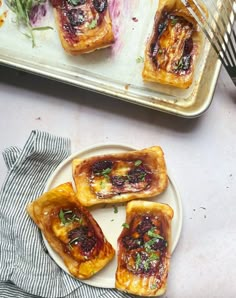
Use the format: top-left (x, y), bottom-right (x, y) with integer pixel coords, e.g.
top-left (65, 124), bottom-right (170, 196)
top-left (0, 65), bottom-right (235, 298)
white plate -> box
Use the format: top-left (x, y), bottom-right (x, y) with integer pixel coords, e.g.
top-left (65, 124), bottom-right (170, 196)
top-left (44, 143), bottom-right (183, 288)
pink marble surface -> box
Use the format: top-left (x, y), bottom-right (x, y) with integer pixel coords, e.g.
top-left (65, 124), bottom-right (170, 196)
top-left (0, 65), bottom-right (235, 298)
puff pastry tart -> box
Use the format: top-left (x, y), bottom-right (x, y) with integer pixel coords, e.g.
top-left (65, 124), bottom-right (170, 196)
top-left (115, 200), bottom-right (174, 296)
top-left (142, 0), bottom-right (205, 89)
top-left (72, 146), bottom-right (168, 207)
top-left (50, 0), bottom-right (114, 54)
top-left (27, 183), bottom-right (115, 279)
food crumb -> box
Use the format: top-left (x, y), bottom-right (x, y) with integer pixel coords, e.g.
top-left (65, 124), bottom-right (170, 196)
top-left (200, 206), bottom-right (206, 210)
top-left (0, 11), bottom-right (8, 28)
top-left (125, 84), bottom-right (131, 90)
top-left (35, 117), bottom-right (41, 120)
top-left (132, 17), bottom-right (138, 22)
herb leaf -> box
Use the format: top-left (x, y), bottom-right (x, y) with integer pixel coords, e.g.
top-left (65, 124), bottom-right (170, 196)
top-left (58, 209), bottom-right (82, 225)
top-left (59, 209), bottom-right (67, 225)
top-left (147, 229), bottom-right (164, 240)
top-left (122, 223), bottom-right (130, 229)
top-left (136, 56), bottom-right (144, 63)
top-left (134, 160), bottom-right (142, 166)
top-left (88, 19), bottom-right (97, 29)
top-left (101, 168), bottom-right (111, 176)
top-left (171, 17), bottom-right (179, 25)
top-left (100, 180), bottom-right (106, 189)
top-left (149, 253), bottom-right (160, 261)
top-left (135, 252), bottom-right (142, 270)
top-left (5, 0), bottom-right (53, 47)
top-left (68, 0), bottom-right (81, 5)
top-left (113, 205), bottom-right (118, 214)
top-left (32, 26), bottom-right (53, 31)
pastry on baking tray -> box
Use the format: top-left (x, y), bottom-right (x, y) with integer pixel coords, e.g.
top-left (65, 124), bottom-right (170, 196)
top-left (50, 0), bottom-right (114, 54)
top-left (72, 146), bottom-right (168, 207)
top-left (27, 182), bottom-right (115, 279)
top-left (142, 0), bottom-right (206, 89)
top-left (115, 200), bottom-right (174, 296)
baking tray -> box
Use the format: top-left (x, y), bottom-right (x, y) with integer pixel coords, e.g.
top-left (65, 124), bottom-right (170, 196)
top-left (0, 0), bottom-right (222, 118)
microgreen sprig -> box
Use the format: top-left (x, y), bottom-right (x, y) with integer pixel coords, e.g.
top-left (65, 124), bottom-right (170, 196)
top-left (136, 56), bottom-right (144, 63)
top-left (122, 222), bottom-right (130, 229)
top-left (6, 0), bottom-right (53, 47)
top-left (134, 160), bottom-right (142, 166)
top-left (87, 19), bottom-right (97, 29)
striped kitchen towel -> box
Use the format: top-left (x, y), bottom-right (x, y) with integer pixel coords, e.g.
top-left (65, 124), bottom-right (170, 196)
top-left (0, 131), bottom-right (132, 298)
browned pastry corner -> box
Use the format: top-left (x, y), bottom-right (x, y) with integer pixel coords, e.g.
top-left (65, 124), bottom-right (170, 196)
top-left (26, 182), bottom-right (115, 279)
top-left (142, 0), bottom-right (206, 89)
top-left (115, 200), bottom-right (174, 296)
top-left (50, 0), bottom-right (114, 54)
top-left (72, 146), bottom-right (168, 207)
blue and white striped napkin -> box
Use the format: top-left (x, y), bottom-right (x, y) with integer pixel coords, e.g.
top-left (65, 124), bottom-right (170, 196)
top-left (0, 131), bottom-right (132, 298)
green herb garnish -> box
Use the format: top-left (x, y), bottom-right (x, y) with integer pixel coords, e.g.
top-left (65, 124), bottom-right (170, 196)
top-left (143, 254), bottom-right (159, 271)
top-left (136, 56), bottom-right (144, 63)
top-left (143, 259), bottom-right (150, 271)
top-left (100, 180), bottom-right (106, 189)
top-left (101, 168), bottom-right (111, 179)
top-left (122, 223), bottom-right (130, 229)
top-left (144, 228), bottom-right (166, 252)
top-left (68, 236), bottom-right (80, 246)
top-left (135, 252), bottom-right (142, 270)
top-left (149, 253), bottom-right (160, 261)
top-left (113, 205), bottom-right (118, 214)
top-left (174, 58), bottom-right (184, 70)
top-left (150, 284), bottom-right (158, 290)
top-left (134, 160), bottom-right (142, 166)
top-left (59, 209), bottom-right (67, 225)
top-left (144, 238), bottom-right (156, 251)
top-left (140, 173), bottom-right (146, 181)
top-left (74, 217), bottom-right (83, 224)
top-left (147, 229), bottom-right (164, 240)
top-left (88, 19), bottom-right (97, 29)
top-left (6, 0), bottom-right (53, 47)
top-left (68, 0), bottom-right (82, 5)
top-left (171, 17), bottom-right (178, 25)
top-left (58, 209), bottom-right (82, 225)
top-left (158, 48), bottom-right (163, 54)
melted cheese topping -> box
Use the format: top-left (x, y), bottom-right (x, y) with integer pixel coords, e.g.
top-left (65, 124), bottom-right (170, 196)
top-left (152, 14), bottom-right (194, 75)
top-left (90, 160), bottom-right (152, 198)
top-left (120, 215), bottom-right (168, 279)
top-left (54, 0), bottom-right (107, 41)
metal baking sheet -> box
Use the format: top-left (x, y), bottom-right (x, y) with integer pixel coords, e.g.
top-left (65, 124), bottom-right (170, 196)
top-left (0, 0), bottom-right (223, 117)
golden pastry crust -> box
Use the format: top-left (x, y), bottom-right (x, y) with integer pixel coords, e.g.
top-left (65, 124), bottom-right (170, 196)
top-left (26, 182), bottom-right (115, 279)
top-left (51, 0), bottom-right (114, 55)
top-left (142, 0), bottom-right (205, 89)
top-left (72, 146), bottom-right (168, 207)
top-left (115, 200), bottom-right (174, 296)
